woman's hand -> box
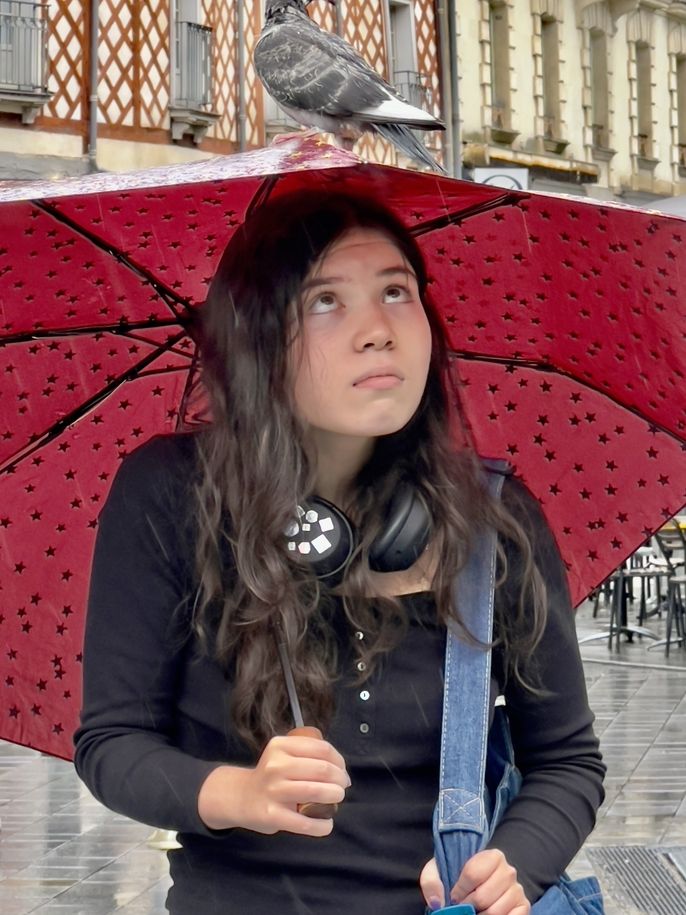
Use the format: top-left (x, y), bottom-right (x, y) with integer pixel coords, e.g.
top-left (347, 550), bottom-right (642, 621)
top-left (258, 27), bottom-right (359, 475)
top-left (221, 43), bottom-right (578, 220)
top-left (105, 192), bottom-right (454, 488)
top-left (197, 734), bottom-right (350, 837)
top-left (420, 851), bottom-right (530, 914)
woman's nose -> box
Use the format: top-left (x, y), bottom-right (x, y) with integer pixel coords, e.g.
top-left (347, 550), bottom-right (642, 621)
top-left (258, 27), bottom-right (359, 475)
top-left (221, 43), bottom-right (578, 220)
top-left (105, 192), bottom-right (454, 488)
top-left (352, 303), bottom-right (395, 351)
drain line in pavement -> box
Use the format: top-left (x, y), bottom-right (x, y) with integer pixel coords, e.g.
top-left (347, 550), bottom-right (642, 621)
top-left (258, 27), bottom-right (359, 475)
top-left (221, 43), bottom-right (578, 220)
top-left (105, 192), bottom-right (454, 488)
top-left (587, 846), bottom-right (686, 915)
top-left (580, 656), bottom-right (686, 673)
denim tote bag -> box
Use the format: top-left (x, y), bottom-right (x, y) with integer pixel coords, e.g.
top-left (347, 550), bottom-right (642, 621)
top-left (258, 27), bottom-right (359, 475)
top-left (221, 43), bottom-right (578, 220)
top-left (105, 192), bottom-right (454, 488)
top-left (430, 467), bottom-right (604, 915)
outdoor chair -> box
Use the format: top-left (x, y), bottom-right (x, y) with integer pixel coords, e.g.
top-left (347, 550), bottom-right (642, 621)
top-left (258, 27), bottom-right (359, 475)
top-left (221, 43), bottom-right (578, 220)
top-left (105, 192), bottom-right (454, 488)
top-left (579, 559), bottom-right (662, 650)
top-left (646, 526), bottom-right (686, 655)
top-left (662, 574), bottom-right (686, 654)
top-left (579, 532), bottom-right (685, 649)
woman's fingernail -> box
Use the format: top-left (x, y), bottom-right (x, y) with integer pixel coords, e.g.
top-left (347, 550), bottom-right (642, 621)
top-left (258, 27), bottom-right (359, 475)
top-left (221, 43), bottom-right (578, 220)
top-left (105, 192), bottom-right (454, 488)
top-left (345, 775), bottom-right (352, 787)
top-left (428, 896), bottom-right (442, 911)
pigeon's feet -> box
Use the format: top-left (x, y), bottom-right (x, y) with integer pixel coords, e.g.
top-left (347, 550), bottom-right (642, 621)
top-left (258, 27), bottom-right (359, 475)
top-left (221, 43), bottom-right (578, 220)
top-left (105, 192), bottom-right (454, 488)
top-left (334, 125), bottom-right (363, 151)
top-left (270, 127), bottom-right (321, 146)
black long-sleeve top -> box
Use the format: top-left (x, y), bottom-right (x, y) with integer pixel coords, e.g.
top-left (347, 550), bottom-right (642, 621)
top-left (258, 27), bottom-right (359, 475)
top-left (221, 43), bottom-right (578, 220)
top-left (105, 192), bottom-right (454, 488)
top-left (73, 433), bottom-right (605, 914)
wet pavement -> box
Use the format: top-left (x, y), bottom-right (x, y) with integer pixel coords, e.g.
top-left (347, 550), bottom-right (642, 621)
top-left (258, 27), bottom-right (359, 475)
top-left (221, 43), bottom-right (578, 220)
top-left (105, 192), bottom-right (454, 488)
top-left (0, 598), bottom-right (685, 914)
top-left (570, 598), bottom-right (686, 914)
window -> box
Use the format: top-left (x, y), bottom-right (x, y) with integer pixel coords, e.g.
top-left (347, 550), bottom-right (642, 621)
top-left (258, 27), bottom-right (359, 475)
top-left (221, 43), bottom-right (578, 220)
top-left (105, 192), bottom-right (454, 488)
top-left (388, 0), bottom-right (432, 114)
top-left (589, 29), bottom-right (609, 148)
top-left (388, 0), bottom-right (416, 83)
top-left (636, 42), bottom-right (652, 157)
top-left (541, 15), bottom-right (560, 139)
top-left (169, 0), bottom-right (217, 142)
top-left (676, 55), bottom-right (686, 172)
top-left (387, 0), bottom-right (429, 111)
top-left (172, 0), bottom-right (212, 109)
top-left (489, 1), bottom-right (510, 129)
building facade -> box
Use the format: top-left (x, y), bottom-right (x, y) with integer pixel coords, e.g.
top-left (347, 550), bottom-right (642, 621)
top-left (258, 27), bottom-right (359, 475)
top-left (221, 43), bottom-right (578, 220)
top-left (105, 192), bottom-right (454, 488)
top-left (0, 0), bottom-right (443, 178)
top-left (0, 1), bottom-right (684, 203)
top-left (456, 0), bottom-right (686, 201)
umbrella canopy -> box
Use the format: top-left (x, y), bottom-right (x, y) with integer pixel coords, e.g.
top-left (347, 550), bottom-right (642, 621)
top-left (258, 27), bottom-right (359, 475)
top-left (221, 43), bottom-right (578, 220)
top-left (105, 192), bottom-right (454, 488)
top-left (1, 135), bottom-right (685, 759)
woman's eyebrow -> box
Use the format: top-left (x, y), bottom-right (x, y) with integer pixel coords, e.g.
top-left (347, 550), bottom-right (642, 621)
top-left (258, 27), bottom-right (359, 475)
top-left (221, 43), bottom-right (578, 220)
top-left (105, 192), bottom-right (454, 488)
top-left (301, 265), bottom-right (416, 292)
top-left (377, 265), bottom-right (417, 279)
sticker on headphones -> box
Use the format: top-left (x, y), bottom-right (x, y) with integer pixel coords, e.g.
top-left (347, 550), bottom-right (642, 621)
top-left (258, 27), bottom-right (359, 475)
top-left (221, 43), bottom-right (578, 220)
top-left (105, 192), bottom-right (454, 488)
top-left (286, 506), bottom-right (336, 556)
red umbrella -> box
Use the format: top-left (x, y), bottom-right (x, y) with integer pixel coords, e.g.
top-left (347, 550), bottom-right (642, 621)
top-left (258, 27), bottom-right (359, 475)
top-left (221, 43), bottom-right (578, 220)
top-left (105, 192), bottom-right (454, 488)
top-left (1, 135), bottom-right (684, 759)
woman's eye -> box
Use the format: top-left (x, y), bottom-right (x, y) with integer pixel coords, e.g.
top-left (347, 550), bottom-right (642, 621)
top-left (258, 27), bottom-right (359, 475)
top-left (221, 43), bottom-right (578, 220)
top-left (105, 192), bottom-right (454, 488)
top-left (383, 285), bottom-right (412, 303)
top-left (308, 293), bottom-right (338, 314)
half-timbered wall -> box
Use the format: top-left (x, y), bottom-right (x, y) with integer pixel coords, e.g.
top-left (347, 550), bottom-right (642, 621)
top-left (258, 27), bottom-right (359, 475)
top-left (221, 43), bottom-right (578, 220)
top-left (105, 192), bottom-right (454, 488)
top-left (40, 0), bottom-right (88, 128)
top-left (24, 1), bottom-right (444, 168)
top-left (97, 0), bottom-right (170, 133)
top-left (415, 0), bottom-right (441, 118)
top-left (242, 1), bottom-right (264, 149)
top-left (344, 0), bottom-right (397, 164)
top-left (414, 0), bottom-right (443, 163)
top-left (201, 0), bottom-right (237, 145)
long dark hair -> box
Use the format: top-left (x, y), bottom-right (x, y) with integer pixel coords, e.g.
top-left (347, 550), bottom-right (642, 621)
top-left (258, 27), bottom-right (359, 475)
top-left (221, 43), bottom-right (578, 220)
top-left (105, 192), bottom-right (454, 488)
top-left (193, 188), bottom-right (546, 751)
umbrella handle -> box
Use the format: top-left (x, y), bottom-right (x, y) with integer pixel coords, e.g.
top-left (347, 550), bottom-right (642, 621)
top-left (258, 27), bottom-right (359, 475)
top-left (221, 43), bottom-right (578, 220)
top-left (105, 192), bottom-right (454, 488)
top-left (287, 725), bottom-right (340, 819)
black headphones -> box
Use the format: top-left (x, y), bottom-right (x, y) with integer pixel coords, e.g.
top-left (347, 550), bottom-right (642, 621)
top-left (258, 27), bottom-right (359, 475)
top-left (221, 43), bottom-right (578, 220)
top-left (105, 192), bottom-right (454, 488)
top-left (284, 484), bottom-right (432, 585)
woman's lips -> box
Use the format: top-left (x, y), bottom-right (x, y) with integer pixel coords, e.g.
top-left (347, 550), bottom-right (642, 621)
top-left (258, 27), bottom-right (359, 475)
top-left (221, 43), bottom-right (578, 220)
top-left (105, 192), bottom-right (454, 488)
top-left (354, 374), bottom-right (402, 390)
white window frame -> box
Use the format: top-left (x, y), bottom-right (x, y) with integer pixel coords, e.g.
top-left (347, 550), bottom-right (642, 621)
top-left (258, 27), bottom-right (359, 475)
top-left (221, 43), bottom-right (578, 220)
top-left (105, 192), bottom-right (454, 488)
top-left (385, 0), bottom-right (418, 84)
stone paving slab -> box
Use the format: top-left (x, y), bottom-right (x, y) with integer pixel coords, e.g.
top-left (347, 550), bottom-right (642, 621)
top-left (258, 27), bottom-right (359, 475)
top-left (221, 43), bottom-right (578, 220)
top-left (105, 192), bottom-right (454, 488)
top-left (0, 598), bottom-right (684, 913)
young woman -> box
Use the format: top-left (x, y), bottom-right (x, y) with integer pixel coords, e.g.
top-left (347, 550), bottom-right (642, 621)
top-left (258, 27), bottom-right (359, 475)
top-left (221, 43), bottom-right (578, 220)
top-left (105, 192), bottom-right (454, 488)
top-left (74, 190), bottom-right (605, 915)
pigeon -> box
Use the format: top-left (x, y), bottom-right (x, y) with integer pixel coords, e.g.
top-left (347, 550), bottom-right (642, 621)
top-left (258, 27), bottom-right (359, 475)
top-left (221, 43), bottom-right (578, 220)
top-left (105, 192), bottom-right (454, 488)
top-left (254, 0), bottom-right (446, 172)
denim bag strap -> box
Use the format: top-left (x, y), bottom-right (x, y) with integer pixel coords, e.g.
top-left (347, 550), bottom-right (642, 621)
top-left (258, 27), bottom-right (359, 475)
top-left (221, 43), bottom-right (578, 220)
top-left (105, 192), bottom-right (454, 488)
top-left (432, 465), bottom-right (605, 915)
top-left (432, 464), bottom-right (507, 900)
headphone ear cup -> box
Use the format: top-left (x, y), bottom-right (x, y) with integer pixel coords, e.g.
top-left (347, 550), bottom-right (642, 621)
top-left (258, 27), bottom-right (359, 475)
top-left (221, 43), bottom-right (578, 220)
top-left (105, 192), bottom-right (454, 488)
top-left (285, 488), bottom-right (431, 581)
top-left (369, 486), bottom-right (432, 573)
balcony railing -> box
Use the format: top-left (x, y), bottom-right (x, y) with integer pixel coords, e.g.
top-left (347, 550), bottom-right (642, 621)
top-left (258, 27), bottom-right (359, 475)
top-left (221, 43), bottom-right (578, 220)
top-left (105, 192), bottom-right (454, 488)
top-left (393, 69), bottom-right (434, 116)
top-left (173, 20), bottom-right (213, 109)
top-left (0, 1), bottom-right (48, 94)
top-left (541, 113), bottom-right (568, 154)
top-left (637, 132), bottom-right (653, 158)
top-left (543, 113), bottom-right (561, 140)
top-left (591, 122), bottom-right (608, 149)
top-left (490, 103), bottom-right (518, 145)
top-left (491, 103), bottom-right (511, 130)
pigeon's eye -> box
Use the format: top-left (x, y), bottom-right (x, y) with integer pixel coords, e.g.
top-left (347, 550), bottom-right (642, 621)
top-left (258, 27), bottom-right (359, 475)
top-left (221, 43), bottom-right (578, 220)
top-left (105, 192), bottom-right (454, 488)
top-left (382, 285), bottom-right (412, 304)
top-left (308, 292), bottom-right (338, 314)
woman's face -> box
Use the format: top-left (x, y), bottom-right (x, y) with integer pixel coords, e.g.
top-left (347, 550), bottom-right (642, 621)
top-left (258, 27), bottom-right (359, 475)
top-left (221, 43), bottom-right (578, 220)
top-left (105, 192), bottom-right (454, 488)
top-left (290, 227), bottom-right (433, 446)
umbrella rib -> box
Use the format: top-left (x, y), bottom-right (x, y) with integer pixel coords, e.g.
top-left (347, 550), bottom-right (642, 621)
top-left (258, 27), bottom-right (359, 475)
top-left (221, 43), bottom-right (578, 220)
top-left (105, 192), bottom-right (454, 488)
top-left (116, 329), bottom-right (196, 360)
top-left (0, 319), bottom-right (182, 347)
top-left (137, 365), bottom-right (190, 379)
top-left (451, 351), bottom-right (545, 371)
top-left (409, 192), bottom-right (524, 236)
top-left (0, 329), bottom-right (190, 476)
top-left (451, 350), bottom-right (683, 447)
top-left (31, 200), bottom-right (195, 321)
top-left (244, 174), bottom-right (281, 219)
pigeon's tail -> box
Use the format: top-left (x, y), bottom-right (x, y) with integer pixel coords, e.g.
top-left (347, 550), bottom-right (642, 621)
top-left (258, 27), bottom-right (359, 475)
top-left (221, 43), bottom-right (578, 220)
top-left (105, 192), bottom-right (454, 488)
top-left (373, 122), bottom-right (446, 174)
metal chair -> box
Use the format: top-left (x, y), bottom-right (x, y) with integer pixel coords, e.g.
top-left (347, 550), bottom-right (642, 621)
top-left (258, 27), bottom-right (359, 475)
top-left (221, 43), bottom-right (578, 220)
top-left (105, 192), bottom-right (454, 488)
top-left (647, 526), bottom-right (686, 655)
top-left (579, 560), bottom-right (662, 650)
